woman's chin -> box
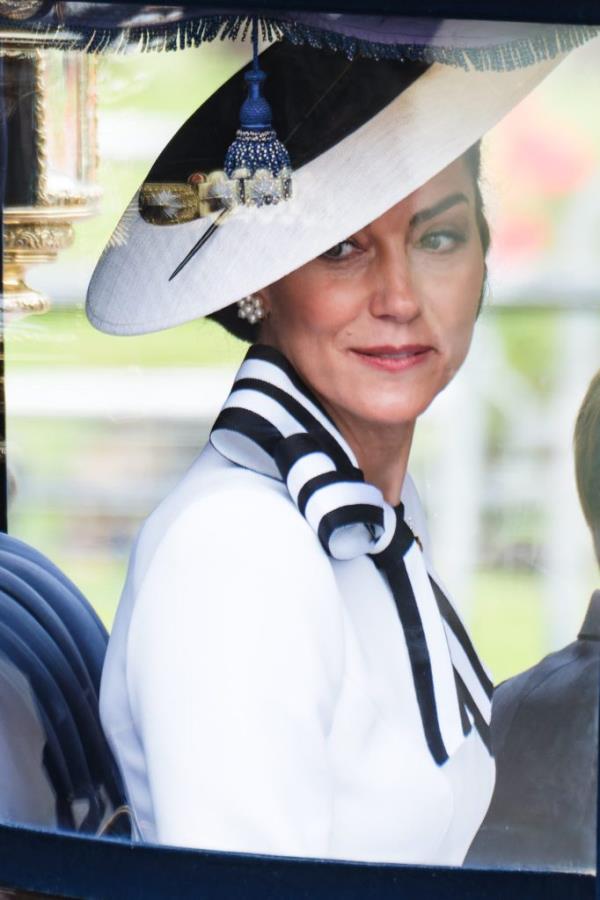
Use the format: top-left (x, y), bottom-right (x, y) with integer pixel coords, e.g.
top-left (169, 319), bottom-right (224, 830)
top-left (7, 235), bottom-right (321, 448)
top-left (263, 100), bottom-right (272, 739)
top-left (335, 396), bottom-right (430, 431)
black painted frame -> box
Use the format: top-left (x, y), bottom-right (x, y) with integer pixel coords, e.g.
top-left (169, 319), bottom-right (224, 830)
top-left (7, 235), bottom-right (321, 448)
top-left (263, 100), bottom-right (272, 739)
top-left (0, 1), bottom-right (599, 896)
top-left (49, 0), bottom-right (600, 26)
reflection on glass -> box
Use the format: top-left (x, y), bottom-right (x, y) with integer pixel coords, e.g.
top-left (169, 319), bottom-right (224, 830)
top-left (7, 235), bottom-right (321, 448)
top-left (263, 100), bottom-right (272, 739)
top-left (0, 535), bottom-right (128, 836)
top-left (0, 653), bottom-right (55, 828)
top-left (2, 13), bottom-right (599, 878)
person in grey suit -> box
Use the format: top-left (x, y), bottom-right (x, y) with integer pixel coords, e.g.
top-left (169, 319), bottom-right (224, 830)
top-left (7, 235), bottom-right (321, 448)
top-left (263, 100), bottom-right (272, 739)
top-left (467, 371), bottom-right (600, 872)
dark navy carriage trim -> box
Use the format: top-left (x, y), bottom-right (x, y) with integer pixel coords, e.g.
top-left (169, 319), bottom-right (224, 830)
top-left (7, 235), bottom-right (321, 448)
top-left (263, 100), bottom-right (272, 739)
top-left (1, 7), bottom-right (597, 72)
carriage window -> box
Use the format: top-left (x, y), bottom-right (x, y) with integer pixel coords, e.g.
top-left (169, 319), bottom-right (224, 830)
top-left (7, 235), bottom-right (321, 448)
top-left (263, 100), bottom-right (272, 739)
top-left (1, 10), bottom-right (599, 879)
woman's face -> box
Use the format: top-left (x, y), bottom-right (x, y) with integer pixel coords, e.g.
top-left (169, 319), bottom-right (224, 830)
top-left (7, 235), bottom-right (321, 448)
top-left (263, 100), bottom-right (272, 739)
top-left (258, 157), bottom-right (485, 435)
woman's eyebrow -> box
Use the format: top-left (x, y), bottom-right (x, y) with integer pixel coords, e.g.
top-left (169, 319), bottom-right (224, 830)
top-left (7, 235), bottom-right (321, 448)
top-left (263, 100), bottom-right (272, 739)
top-left (409, 192), bottom-right (469, 229)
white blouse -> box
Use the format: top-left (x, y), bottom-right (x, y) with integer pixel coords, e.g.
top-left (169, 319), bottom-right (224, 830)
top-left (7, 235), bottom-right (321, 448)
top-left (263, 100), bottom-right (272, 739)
top-left (100, 442), bottom-right (494, 863)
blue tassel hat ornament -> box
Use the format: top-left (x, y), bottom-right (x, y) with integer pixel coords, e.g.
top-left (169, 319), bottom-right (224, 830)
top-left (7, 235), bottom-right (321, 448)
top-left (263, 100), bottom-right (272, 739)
top-left (224, 27), bottom-right (292, 207)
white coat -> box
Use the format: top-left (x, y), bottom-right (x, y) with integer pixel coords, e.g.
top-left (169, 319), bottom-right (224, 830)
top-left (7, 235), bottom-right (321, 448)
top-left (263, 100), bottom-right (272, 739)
top-left (100, 442), bottom-right (494, 863)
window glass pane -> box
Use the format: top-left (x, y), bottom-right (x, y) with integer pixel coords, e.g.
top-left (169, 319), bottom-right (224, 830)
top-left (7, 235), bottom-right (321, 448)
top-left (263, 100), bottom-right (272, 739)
top-left (2, 13), bottom-right (599, 877)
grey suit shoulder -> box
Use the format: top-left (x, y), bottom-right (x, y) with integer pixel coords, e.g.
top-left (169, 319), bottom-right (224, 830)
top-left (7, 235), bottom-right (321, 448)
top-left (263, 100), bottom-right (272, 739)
top-left (466, 590), bottom-right (600, 872)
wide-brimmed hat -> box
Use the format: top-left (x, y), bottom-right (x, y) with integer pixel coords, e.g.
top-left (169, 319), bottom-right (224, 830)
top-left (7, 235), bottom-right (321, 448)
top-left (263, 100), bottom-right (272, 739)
top-left (86, 17), bottom-right (598, 336)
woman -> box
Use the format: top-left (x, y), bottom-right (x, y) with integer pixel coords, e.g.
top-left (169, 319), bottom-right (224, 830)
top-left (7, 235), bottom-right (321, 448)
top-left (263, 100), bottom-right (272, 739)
top-left (87, 28), bottom-right (584, 864)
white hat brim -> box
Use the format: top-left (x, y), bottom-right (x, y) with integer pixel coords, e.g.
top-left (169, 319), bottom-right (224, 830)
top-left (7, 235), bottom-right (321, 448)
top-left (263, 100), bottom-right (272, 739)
top-left (87, 52), bottom-right (568, 335)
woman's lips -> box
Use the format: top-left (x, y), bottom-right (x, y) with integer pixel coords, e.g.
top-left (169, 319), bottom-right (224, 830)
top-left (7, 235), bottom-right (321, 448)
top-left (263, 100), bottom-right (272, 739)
top-left (350, 345), bottom-right (433, 372)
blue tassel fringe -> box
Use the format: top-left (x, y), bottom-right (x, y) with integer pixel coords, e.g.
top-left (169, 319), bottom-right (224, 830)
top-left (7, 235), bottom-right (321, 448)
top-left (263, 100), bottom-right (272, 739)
top-left (224, 130), bottom-right (291, 178)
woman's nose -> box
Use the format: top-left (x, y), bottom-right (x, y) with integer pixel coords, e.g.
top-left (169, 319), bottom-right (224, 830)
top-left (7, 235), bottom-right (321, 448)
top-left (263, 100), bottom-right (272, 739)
top-left (368, 246), bottom-right (421, 323)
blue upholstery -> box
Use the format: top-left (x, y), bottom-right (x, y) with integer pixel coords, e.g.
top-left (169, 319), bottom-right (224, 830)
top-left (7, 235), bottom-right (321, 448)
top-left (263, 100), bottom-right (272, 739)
top-left (0, 622), bottom-right (87, 830)
top-left (0, 537), bottom-right (126, 834)
top-left (0, 535), bottom-right (108, 693)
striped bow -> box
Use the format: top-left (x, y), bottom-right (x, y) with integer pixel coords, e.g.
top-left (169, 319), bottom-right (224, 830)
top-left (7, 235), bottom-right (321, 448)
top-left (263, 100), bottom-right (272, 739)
top-left (210, 343), bottom-right (492, 765)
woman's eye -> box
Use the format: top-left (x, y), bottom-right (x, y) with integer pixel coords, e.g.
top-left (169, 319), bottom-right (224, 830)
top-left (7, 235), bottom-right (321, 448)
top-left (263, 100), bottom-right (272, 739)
top-left (419, 230), bottom-right (466, 253)
top-left (321, 240), bottom-right (357, 260)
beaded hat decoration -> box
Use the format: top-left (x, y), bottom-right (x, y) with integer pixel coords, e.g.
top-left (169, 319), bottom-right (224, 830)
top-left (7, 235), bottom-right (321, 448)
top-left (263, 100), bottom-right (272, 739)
top-left (142, 18), bottom-right (293, 282)
top-left (223, 24), bottom-right (291, 191)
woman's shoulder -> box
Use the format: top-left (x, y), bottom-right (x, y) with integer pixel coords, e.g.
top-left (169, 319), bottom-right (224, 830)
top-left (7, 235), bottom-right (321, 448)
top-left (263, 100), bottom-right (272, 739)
top-left (124, 443), bottom-right (345, 690)
top-left (130, 442), bottom-right (337, 602)
top-left (131, 447), bottom-right (433, 586)
top-left (136, 444), bottom-right (316, 564)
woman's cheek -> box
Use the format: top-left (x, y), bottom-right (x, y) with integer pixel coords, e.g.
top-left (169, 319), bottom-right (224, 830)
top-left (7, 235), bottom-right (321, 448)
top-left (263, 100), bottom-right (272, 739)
top-left (451, 310), bottom-right (479, 373)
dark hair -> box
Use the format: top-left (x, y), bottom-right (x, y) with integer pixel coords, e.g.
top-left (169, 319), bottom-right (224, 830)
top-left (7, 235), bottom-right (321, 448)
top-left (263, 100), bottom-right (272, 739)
top-left (574, 370), bottom-right (600, 565)
top-left (209, 140), bottom-right (490, 342)
top-left (464, 140), bottom-right (491, 258)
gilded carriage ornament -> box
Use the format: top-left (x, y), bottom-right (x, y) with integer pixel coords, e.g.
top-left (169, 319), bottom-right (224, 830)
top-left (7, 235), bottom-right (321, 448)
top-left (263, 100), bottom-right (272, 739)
top-left (1, 44), bottom-right (100, 316)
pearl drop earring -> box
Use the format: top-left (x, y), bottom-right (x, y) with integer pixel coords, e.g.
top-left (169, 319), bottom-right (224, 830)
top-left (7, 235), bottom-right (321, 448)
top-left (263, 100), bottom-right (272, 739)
top-left (237, 295), bottom-right (265, 325)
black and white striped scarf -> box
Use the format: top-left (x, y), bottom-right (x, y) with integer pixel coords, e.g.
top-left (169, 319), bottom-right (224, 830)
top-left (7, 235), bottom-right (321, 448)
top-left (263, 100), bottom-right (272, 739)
top-left (210, 343), bottom-right (493, 766)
